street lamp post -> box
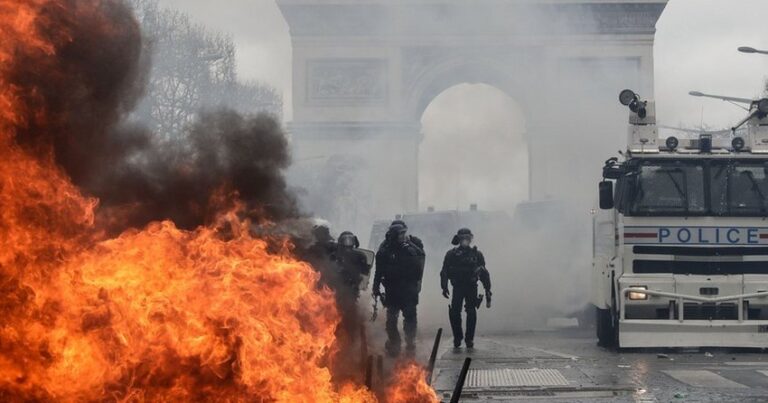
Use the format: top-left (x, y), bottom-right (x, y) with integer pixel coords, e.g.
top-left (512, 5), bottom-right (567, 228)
top-left (738, 46), bottom-right (768, 55)
top-left (688, 91), bottom-right (753, 105)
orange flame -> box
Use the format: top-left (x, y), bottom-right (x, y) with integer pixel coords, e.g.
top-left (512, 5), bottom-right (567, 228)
top-left (1, 145), bottom-right (381, 399)
top-left (1, 0), bottom-right (439, 401)
top-left (384, 361), bottom-right (440, 403)
top-left (13, 213), bottom-right (381, 401)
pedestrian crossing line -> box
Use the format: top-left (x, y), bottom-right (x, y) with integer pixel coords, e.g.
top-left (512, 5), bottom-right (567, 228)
top-left (663, 370), bottom-right (748, 389)
top-left (723, 362), bottom-right (768, 366)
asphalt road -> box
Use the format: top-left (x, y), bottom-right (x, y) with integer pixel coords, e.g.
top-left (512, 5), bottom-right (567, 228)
top-left (429, 327), bottom-right (768, 402)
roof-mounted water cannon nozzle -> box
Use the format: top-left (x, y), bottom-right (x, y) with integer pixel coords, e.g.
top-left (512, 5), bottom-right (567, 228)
top-left (758, 99), bottom-right (768, 116)
top-left (621, 89), bottom-right (658, 153)
top-left (688, 90), bottom-right (768, 154)
top-left (749, 99), bottom-right (768, 153)
top-left (620, 89), bottom-right (647, 119)
top-left (731, 98), bottom-right (768, 132)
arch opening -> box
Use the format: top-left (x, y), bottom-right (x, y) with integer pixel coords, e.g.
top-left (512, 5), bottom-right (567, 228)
top-left (418, 83), bottom-right (529, 214)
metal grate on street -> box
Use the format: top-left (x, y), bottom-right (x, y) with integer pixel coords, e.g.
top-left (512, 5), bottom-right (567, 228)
top-left (465, 368), bottom-right (569, 388)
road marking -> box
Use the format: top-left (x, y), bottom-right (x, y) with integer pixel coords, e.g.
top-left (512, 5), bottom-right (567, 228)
top-left (663, 370), bottom-right (748, 389)
top-left (723, 362), bottom-right (768, 366)
top-left (757, 370), bottom-right (768, 378)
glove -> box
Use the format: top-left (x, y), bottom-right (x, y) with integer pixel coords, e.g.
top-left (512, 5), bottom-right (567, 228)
top-left (442, 288), bottom-right (450, 299)
top-left (486, 292), bottom-right (492, 308)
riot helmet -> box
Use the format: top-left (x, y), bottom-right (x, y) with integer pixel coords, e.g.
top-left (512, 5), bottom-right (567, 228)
top-left (387, 223), bottom-right (407, 244)
top-left (391, 219), bottom-right (407, 229)
top-left (338, 231), bottom-right (359, 248)
top-left (312, 225), bottom-right (333, 243)
top-left (452, 228), bottom-right (474, 247)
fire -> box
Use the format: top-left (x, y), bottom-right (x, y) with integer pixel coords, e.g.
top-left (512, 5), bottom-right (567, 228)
top-left (7, 210), bottom-right (380, 401)
top-left (385, 362), bottom-right (440, 403)
top-left (0, 0), bottom-right (438, 401)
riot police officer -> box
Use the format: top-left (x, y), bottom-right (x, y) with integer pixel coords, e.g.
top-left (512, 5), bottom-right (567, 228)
top-left (441, 228), bottom-right (492, 349)
top-left (373, 223), bottom-right (426, 356)
top-left (304, 224), bottom-right (339, 289)
top-left (307, 225), bottom-right (336, 264)
top-left (332, 231), bottom-right (372, 343)
top-left (334, 231), bottom-right (371, 298)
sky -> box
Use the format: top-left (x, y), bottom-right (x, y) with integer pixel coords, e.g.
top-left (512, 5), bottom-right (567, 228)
top-left (655, 0), bottom-right (768, 129)
top-left (154, 0), bottom-right (768, 129)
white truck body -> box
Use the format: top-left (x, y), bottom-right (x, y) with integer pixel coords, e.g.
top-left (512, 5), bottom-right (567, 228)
top-left (593, 91), bottom-right (768, 348)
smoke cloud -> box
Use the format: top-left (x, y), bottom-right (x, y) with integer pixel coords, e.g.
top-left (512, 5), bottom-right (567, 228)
top-left (91, 110), bottom-right (299, 231)
top-left (10, 0), bottom-right (148, 175)
top-left (8, 0), bottom-right (299, 234)
top-left (280, 2), bottom-right (646, 336)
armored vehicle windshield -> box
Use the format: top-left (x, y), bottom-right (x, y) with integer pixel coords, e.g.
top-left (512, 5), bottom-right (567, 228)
top-left (618, 158), bottom-right (768, 217)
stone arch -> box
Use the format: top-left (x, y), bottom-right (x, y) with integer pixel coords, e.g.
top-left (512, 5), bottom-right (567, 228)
top-left (406, 57), bottom-right (533, 124)
top-left (278, 0), bottom-right (668, 229)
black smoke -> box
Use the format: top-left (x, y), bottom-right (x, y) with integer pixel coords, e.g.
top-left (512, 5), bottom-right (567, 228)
top-left (90, 109), bottom-right (299, 230)
top-left (8, 0), bottom-right (299, 232)
top-left (10, 0), bottom-right (148, 177)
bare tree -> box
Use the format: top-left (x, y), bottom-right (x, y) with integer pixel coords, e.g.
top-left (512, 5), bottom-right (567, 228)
top-left (229, 81), bottom-right (283, 119)
top-left (129, 0), bottom-right (282, 138)
top-left (294, 154), bottom-right (373, 233)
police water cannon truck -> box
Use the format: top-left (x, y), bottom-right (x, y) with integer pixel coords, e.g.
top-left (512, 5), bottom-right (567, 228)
top-left (593, 88), bottom-right (768, 348)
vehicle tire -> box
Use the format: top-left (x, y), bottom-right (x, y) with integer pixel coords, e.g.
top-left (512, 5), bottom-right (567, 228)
top-left (575, 304), bottom-right (595, 329)
top-left (596, 307), bottom-right (616, 348)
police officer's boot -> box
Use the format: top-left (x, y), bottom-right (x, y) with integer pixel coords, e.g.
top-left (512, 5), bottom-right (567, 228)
top-left (466, 304), bottom-right (478, 349)
top-left (385, 340), bottom-right (401, 357)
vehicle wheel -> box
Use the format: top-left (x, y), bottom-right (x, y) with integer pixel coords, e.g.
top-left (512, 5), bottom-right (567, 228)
top-left (596, 307), bottom-right (616, 348)
top-left (575, 304), bottom-right (595, 329)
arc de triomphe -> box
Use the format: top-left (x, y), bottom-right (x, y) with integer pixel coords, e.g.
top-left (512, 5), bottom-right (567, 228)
top-left (278, 0), bottom-right (667, 225)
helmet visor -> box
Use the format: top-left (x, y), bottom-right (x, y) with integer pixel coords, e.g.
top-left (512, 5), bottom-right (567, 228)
top-left (339, 234), bottom-right (356, 247)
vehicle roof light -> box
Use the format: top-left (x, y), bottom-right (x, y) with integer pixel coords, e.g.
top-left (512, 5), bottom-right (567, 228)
top-left (665, 136), bottom-right (679, 151)
top-left (732, 136), bottom-right (746, 152)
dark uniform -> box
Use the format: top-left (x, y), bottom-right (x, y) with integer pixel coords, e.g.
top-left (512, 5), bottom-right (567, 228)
top-left (304, 225), bottom-right (339, 291)
top-left (333, 231), bottom-right (371, 300)
top-left (441, 228), bottom-right (492, 349)
top-left (373, 224), bottom-right (426, 356)
top-left (332, 231), bottom-right (372, 343)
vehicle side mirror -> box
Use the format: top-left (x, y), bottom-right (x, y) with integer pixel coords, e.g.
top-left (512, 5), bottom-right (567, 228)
top-left (599, 181), bottom-right (614, 210)
top-left (602, 158), bottom-right (625, 179)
